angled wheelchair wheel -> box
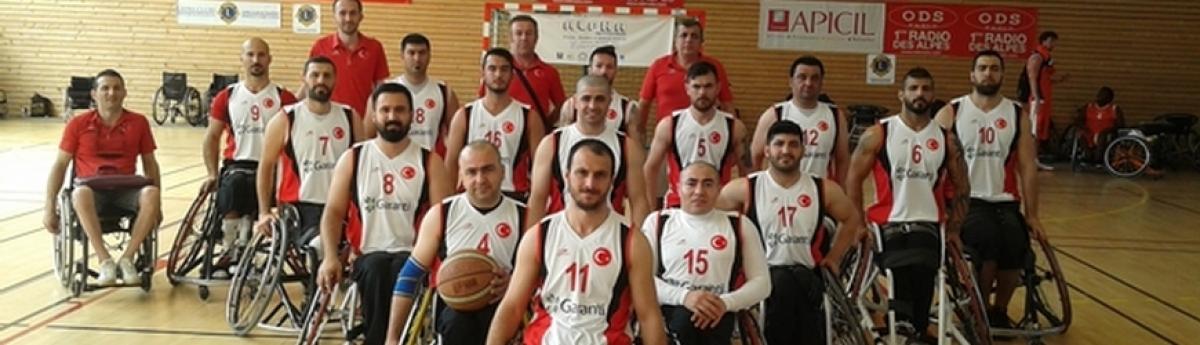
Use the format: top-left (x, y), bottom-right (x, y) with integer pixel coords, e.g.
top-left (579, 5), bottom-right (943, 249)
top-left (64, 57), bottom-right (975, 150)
top-left (400, 284), bottom-right (438, 345)
top-left (167, 188), bottom-right (216, 287)
top-left (733, 309), bottom-right (765, 345)
top-left (53, 191), bottom-right (76, 288)
top-left (184, 87), bottom-right (205, 127)
top-left (296, 284), bottom-right (336, 345)
top-left (821, 268), bottom-right (868, 345)
top-left (151, 87), bottom-right (170, 125)
top-left (1028, 238), bottom-right (1072, 333)
top-left (942, 241), bottom-right (992, 345)
top-left (1104, 136), bottom-right (1151, 178)
top-left (227, 222), bottom-right (289, 335)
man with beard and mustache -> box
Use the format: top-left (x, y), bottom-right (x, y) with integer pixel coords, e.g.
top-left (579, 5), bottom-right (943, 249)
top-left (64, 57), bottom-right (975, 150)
top-left (445, 48), bottom-right (546, 202)
top-left (717, 121), bottom-right (862, 345)
top-left (318, 82), bottom-right (453, 345)
top-left (643, 162), bottom-right (770, 345)
top-left (308, 0), bottom-right (390, 121)
top-left (846, 68), bottom-right (970, 343)
top-left (644, 61), bottom-right (748, 208)
top-left (487, 139), bottom-right (667, 345)
top-left (202, 38), bottom-right (298, 270)
top-left (934, 50), bottom-right (1044, 330)
top-left (749, 56), bottom-right (850, 183)
top-left (527, 75), bottom-right (649, 229)
top-left (255, 56), bottom-right (363, 246)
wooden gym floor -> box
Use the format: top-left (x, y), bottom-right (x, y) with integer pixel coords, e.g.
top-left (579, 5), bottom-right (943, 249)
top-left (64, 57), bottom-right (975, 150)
top-left (0, 118), bottom-right (1197, 344)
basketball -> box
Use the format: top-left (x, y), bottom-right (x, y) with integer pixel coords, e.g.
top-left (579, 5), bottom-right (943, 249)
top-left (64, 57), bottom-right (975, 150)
top-left (436, 250), bottom-right (499, 312)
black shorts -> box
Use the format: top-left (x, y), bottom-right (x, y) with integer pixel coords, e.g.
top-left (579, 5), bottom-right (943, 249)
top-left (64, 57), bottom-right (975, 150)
top-left (215, 161), bottom-right (258, 217)
top-left (436, 301), bottom-right (498, 345)
top-left (764, 265), bottom-right (825, 345)
top-left (292, 203), bottom-right (325, 249)
top-left (662, 305), bottom-right (735, 345)
top-left (962, 199), bottom-right (1029, 270)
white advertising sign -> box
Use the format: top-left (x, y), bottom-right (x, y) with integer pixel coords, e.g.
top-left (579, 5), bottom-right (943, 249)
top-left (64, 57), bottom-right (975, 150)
top-left (758, 0), bottom-right (884, 54)
top-left (521, 12), bottom-right (675, 67)
top-left (293, 3), bottom-right (321, 34)
top-left (178, 0), bottom-right (281, 29)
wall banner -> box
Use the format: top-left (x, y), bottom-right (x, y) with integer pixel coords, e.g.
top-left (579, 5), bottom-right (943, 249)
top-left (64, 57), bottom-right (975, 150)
top-left (293, 3), bottom-right (320, 34)
top-left (178, 0), bottom-right (281, 29)
top-left (520, 11), bottom-right (675, 67)
top-left (884, 3), bottom-right (1039, 58)
top-left (758, 0), bottom-right (885, 54)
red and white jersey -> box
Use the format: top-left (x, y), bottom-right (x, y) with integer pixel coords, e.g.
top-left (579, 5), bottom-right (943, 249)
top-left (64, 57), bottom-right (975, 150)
top-left (744, 172), bottom-right (829, 267)
top-left (546, 125), bottom-right (628, 216)
top-left (560, 91), bottom-right (634, 134)
top-left (772, 101), bottom-right (839, 178)
top-left (527, 211), bottom-right (634, 345)
top-left (464, 99), bottom-right (534, 194)
top-left (345, 140), bottom-right (432, 254)
top-left (644, 209), bottom-right (750, 301)
top-left (867, 116), bottom-right (949, 224)
top-left (665, 109), bottom-right (739, 206)
top-left (277, 102), bottom-right (354, 204)
top-left (389, 75), bottom-right (450, 155)
top-left (211, 82), bottom-right (298, 162)
top-left (951, 96), bottom-right (1023, 202)
top-left (438, 194), bottom-right (526, 272)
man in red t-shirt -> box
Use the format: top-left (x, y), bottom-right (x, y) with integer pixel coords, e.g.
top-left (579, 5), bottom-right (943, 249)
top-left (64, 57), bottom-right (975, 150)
top-left (637, 18), bottom-right (735, 129)
top-left (1021, 31), bottom-right (1068, 170)
top-left (308, 0), bottom-right (389, 125)
top-left (43, 69), bottom-right (162, 286)
top-left (479, 15), bottom-right (566, 128)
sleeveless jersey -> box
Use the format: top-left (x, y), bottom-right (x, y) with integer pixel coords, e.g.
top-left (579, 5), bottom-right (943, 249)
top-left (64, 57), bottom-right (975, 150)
top-left (345, 140), bottom-right (431, 254)
top-left (437, 194), bottom-right (527, 272)
top-left (647, 209), bottom-right (746, 301)
top-left (547, 125), bottom-right (628, 216)
top-left (277, 102), bottom-right (355, 204)
top-left (1085, 103), bottom-right (1119, 140)
top-left (772, 101), bottom-right (839, 178)
top-left (745, 172), bottom-right (829, 267)
top-left (389, 76), bottom-right (449, 155)
top-left (216, 83), bottom-right (295, 162)
top-left (867, 116), bottom-right (949, 224)
top-left (604, 91), bottom-right (634, 134)
top-left (665, 110), bottom-right (738, 206)
top-left (464, 99), bottom-right (534, 194)
top-left (527, 212), bottom-right (634, 345)
top-left (951, 96), bottom-right (1022, 202)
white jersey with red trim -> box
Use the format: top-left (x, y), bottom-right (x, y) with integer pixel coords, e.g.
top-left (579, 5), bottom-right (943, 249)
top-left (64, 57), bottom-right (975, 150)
top-left (278, 102), bottom-right (354, 204)
top-left (547, 125), bottom-right (628, 215)
top-left (222, 83), bottom-right (289, 161)
top-left (745, 171), bottom-right (828, 267)
top-left (389, 76), bottom-right (449, 154)
top-left (439, 194), bottom-right (526, 272)
top-left (346, 140), bottom-right (429, 254)
top-left (867, 116), bottom-right (948, 224)
top-left (773, 101), bottom-right (839, 178)
top-left (665, 109), bottom-right (738, 205)
top-left (527, 211), bottom-right (633, 345)
top-left (644, 209), bottom-right (745, 300)
top-left (951, 96), bottom-right (1022, 202)
top-left (465, 99), bottom-right (533, 193)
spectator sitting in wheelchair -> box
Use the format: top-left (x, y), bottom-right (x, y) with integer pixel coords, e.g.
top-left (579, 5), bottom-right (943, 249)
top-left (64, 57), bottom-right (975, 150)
top-left (1075, 86), bottom-right (1125, 160)
top-left (43, 69), bottom-right (162, 286)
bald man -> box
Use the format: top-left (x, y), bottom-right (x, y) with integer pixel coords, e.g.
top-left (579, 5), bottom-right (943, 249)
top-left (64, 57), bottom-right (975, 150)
top-left (202, 38), bottom-right (298, 267)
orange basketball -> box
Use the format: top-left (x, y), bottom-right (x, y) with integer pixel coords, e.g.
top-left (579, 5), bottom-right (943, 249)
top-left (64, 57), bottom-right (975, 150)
top-left (436, 250), bottom-right (499, 311)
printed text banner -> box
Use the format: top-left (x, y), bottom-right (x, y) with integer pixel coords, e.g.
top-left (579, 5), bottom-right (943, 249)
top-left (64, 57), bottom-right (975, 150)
top-left (884, 3), bottom-right (1039, 58)
top-left (523, 11), bottom-right (675, 67)
top-left (758, 0), bottom-right (885, 54)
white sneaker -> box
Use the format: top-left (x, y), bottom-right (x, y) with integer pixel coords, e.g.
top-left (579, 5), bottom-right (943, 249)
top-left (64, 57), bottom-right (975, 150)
top-left (1037, 160), bottom-right (1055, 171)
top-left (97, 260), bottom-right (118, 286)
top-left (118, 258), bottom-right (141, 285)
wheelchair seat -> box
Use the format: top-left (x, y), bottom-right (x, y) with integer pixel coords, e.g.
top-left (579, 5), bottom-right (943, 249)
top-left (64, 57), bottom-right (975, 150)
top-left (63, 76), bottom-right (95, 119)
top-left (162, 72), bottom-right (189, 100)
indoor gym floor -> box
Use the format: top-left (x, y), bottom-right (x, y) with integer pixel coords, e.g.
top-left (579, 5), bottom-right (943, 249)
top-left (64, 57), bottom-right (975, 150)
top-left (0, 118), bottom-right (1197, 345)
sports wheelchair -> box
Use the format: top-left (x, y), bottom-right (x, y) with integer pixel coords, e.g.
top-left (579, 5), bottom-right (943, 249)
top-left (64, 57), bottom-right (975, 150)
top-left (844, 224), bottom-right (992, 345)
top-left (52, 177), bottom-right (157, 297)
top-left (198, 73), bottom-right (240, 127)
top-left (847, 104), bottom-right (890, 150)
top-left (226, 203), bottom-right (320, 336)
top-left (1102, 113), bottom-right (1200, 178)
top-left (295, 249), bottom-right (362, 345)
top-left (166, 163), bottom-right (256, 300)
top-left (151, 72), bottom-right (203, 126)
top-left (988, 237), bottom-right (1072, 345)
top-left (63, 76), bottom-right (94, 120)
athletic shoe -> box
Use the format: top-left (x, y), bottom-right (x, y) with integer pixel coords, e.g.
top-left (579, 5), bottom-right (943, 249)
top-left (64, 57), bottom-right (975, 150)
top-left (97, 259), bottom-right (118, 286)
top-left (1037, 160), bottom-right (1055, 171)
top-left (119, 257), bottom-right (141, 285)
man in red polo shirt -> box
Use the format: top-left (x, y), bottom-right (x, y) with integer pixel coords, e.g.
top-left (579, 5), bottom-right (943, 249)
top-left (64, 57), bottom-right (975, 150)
top-left (479, 15), bottom-right (566, 128)
top-left (43, 69), bottom-right (162, 286)
top-left (637, 18), bottom-right (735, 128)
top-left (309, 0), bottom-right (389, 124)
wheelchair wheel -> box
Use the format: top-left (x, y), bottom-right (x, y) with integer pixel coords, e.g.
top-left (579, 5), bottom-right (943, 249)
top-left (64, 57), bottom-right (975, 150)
top-left (184, 87), bottom-right (205, 127)
top-left (400, 284), bottom-right (438, 345)
top-left (1104, 136), bottom-right (1151, 177)
top-left (227, 224), bottom-right (289, 335)
top-left (734, 310), bottom-right (765, 345)
top-left (167, 188), bottom-right (216, 287)
top-left (139, 229), bottom-right (156, 292)
top-left (1055, 125), bottom-right (1080, 161)
top-left (53, 192), bottom-right (76, 288)
top-left (151, 87), bottom-right (170, 125)
top-left (942, 242), bottom-right (992, 345)
top-left (821, 268), bottom-right (868, 345)
top-left (296, 285), bottom-right (336, 345)
top-left (1029, 238), bottom-right (1072, 332)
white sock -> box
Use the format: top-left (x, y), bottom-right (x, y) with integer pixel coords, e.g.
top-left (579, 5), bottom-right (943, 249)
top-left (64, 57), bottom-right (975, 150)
top-left (222, 218), bottom-right (239, 249)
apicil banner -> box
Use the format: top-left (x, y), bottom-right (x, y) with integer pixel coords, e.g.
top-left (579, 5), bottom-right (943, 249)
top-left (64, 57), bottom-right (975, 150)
top-left (884, 3), bottom-right (1039, 58)
top-left (521, 12), bottom-right (675, 67)
top-left (758, 0), bottom-right (885, 54)
top-left (177, 0), bottom-right (281, 28)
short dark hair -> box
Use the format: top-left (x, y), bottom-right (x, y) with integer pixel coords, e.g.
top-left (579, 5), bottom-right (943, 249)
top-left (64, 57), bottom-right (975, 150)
top-left (510, 15), bottom-right (538, 31)
top-left (93, 69), bottom-right (125, 89)
top-left (304, 56), bottom-right (336, 75)
top-left (972, 50), bottom-right (1005, 70)
top-left (902, 67), bottom-right (934, 88)
top-left (371, 83), bottom-right (414, 110)
top-left (566, 139), bottom-right (615, 175)
top-left (401, 33), bottom-right (430, 51)
top-left (332, 0), bottom-right (362, 11)
top-left (1097, 86), bottom-right (1115, 103)
top-left (767, 120), bottom-right (805, 143)
top-left (482, 47), bottom-right (515, 68)
top-left (677, 18), bottom-right (703, 39)
top-left (1039, 31), bottom-right (1058, 43)
top-left (589, 45), bottom-right (617, 66)
top-left (790, 55), bottom-right (825, 78)
top-left (686, 61), bottom-right (719, 82)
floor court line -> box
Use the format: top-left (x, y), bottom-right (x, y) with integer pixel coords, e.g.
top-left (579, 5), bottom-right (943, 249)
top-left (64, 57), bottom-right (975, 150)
top-left (1063, 279), bottom-right (1179, 345)
top-left (43, 324), bottom-right (304, 340)
top-left (1055, 244), bottom-right (1200, 254)
top-left (1055, 247), bottom-right (1200, 324)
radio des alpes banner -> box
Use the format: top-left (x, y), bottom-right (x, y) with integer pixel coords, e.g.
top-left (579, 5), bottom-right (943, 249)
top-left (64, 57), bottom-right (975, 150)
top-left (884, 3), bottom-right (1039, 58)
